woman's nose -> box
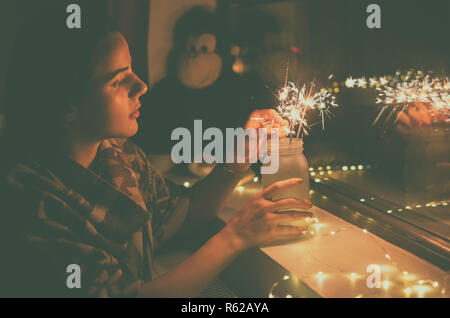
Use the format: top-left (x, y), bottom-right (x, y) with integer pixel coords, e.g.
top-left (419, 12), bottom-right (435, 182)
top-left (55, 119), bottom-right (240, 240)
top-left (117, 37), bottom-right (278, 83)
top-left (129, 74), bottom-right (148, 99)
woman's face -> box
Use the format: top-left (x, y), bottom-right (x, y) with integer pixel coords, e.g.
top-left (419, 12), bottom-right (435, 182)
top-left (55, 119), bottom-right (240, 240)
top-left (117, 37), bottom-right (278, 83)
top-left (74, 32), bottom-right (148, 140)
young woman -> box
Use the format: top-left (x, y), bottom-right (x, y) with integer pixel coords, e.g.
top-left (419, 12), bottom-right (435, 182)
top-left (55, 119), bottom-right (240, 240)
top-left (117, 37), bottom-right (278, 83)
top-left (0, 4), bottom-right (312, 297)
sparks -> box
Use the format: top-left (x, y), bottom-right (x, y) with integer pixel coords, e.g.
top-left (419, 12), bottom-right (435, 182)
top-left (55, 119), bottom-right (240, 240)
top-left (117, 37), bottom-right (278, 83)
top-left (275, 80), bottom-right (338, 138)
top-left (345, 72), bottom-right (449, 125)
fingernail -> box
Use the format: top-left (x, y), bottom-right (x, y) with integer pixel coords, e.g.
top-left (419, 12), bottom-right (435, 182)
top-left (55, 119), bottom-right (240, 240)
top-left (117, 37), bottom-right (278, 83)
top-left (304, 199), bottom-right (312, 205)
top-left (297, 178), bottom-right (303, 183)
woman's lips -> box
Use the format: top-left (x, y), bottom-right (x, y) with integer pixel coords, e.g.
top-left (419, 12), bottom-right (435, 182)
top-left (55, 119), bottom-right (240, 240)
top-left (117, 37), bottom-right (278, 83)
top-left (130, 104), bottom-right (141, 119)
top-left (130, 110), bottom-right (140, 119)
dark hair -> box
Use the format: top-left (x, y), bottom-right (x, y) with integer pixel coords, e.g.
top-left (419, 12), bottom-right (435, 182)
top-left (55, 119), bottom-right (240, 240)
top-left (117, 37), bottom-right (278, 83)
top-left (3, 1), bottom-right (119, 160)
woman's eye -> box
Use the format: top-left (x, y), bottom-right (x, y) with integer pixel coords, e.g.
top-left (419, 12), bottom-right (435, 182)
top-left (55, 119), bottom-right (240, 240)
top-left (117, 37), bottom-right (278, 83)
top-left (112, 78), bottom-right (126, 88)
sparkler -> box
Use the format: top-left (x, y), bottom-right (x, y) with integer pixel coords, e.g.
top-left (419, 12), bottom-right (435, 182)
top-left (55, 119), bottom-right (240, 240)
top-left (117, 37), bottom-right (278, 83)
top-left (345, 73), bottom-right (449, 125)
top-left (275, 77), bottom-right (338, 140)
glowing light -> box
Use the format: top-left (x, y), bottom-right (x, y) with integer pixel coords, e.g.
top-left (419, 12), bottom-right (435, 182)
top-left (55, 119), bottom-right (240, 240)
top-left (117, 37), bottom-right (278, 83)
top-left (310, 231), bottom-right (315, 235)
top-left (330, 231), bottom-right (336, 235)
top-left (310, 172), bottom-right (316, 176)
top-left (342, 166), bottom-right (349, 171)
top-left (382, 280), bottom-right (391, 290)
top-left (183, 181), bottom-right (191, 188)
top-left (387, 210), bottom-right (392, 214)
top-left (405, 206), bottom-right (412, 210)
top-left (416, 205), bottom-right (422, 208)
top-left (319, 171), bottom-right (324, 175)
top-left (363, 229), bottom-right (368, 233)
top-left (321, 195), bottom-right (328, 200)
top-left (350, 165), bottom-right (356, 170)
top-left (355, 294), bottom-right (363, 298)
top-left (316, 272), bottom-right (325, 281)
top-left (349, 273), bottom-right (357, 279)
top-left (283, 275), bottom-right (290, 280)
top-left (314, 178), bottom-right (321, 183)
top-left (253, 176), bottom-right (259, 182)
top-left (404, 287), bottom-right (412, 296)
top-left (403, 271), bottom-right (408, 276)
top-left (413, 285), bottom-right (429, 298)
top-left (357, 165), bottom-right (364, 170)
top-left (433, 281), bottom-right (439, 287)
top-left (326, 165), bottom-right (332, 170)
top-left (309, 167), bottom-right (314, 171)
top-left (327, 170), bottom-right (332, 174)
top-left (385, 254), bottom-right (391, 260)
top-left (360, 198), bottom-right (366, 202)
top-left (318, 166), bottom-right (323, 171)
top-left (237, 186), bottom-right (244, 192)
top-left (286, 294), bottom-right (293, 298)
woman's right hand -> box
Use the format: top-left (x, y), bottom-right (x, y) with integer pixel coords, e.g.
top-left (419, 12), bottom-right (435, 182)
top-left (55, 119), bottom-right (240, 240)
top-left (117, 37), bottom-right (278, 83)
top-left (223, 178), bottom-right (313, 251)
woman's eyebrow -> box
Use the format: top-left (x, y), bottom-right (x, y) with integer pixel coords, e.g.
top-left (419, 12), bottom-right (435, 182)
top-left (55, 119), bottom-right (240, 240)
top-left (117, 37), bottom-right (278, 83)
top-left (105, 66), bottom-right (129, 81)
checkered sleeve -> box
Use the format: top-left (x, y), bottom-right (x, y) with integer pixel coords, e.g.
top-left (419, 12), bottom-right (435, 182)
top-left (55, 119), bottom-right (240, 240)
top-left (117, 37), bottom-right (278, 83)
top-left (129, 143), bottom-right (191, 250)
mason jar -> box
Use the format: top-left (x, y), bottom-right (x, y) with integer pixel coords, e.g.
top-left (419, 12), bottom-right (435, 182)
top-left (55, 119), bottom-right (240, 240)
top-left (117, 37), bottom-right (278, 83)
top-left (262, 138), bottom-right (311, 227)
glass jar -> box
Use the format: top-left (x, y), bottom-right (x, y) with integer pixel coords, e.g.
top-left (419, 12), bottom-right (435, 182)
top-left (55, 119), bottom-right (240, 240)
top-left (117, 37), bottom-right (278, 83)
top-left (262, 138), bottom-right (311, 226)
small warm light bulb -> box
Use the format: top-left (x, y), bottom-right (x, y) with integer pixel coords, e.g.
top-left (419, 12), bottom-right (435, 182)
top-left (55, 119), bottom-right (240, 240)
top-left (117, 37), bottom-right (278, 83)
top-left (318, 166), bottom-right (323, 171)
top-left (387, 210), bottom-right (392, 214)
top-left (310, 231), bottom-right (315, 235)
top-left (433, 281), bottom-right (439, 288)
top-left (183, 181), bottom-right (191, 188)
top-left (283, 275), bottom-right (290, 280)
top-left (253, 176), bottom-right (259, 183)
top-left (405, 206), bottom-right (412, 210)
top-left (286, 294), bottom-right (293, 298)
top-left (314, 178), bottom-right (321, 183)
top-left (308, 167), bottom-right (314, 172)
top-left (342, 166), bottom-right (348, 171)
top-left (382, 280), bottom-right (391, 290)
top-left (350, 165), bottom-right (356, 170)
top-left (321, 195), bottom-right (328, 200)
top-left (269, 292), bottom-right (275, 298)
top-left (362, 229), bottom-right (368, 234)
top-left (357, 165), bottom-right (364, 170)
top-left (237, 186), bottom-right (244, 192)
top-left (319, 171), bottom-right (324, 175)
top-left (385, 254), bottom-right (391, 260)
top-left (326, 165), bottom-right (331, 170)
top-left (327, 170), bottom-right (332, 174)
top-left (310, 172), bottom-right (316, 176)
top-left (360, 198), bottom-right (366, 202)
top-left (416, 205), bottom-right (422, 208)
top-left (330, 231), bottom-right (336, 235)
top-left (355, 294), bottom-right (363, 298)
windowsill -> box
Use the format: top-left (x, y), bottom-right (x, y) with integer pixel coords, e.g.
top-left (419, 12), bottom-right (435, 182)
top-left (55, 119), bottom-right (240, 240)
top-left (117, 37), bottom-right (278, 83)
top-left (219, 181), bottom-right (448, 298)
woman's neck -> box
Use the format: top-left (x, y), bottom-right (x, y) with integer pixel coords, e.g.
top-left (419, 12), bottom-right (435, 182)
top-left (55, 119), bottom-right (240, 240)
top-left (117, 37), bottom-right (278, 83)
top-left (64, 138), bottom-right (101, 169)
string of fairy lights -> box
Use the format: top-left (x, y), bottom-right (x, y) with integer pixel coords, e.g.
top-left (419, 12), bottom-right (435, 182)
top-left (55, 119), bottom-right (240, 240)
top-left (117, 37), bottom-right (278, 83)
top-left (266, 216), bottom-right (449, 298)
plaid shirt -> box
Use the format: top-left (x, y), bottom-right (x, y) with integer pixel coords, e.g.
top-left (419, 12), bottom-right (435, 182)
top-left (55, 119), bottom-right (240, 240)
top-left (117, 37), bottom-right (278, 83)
top-left (0, 138), bottom-right (190, 297)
